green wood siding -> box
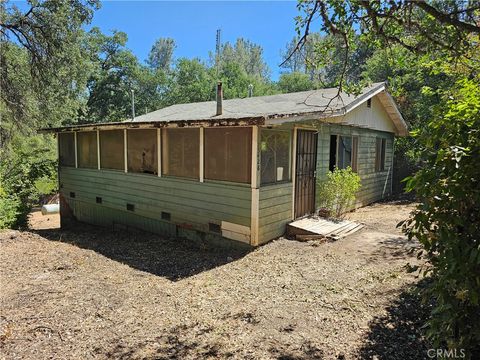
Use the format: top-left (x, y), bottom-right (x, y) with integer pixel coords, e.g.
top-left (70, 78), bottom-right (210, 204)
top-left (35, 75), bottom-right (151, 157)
top-left (258, 182), bottom-right (292, 244)
top-left (316, 124), bottom-right (394, 207)
top-left (59, 167), bottom-right (251, 238)
top-left (256, 124), bottom-right (395, 245)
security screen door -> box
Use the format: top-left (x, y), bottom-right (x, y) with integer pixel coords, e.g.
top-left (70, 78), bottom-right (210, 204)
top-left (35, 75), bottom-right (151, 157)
top-left (294, 130), bottom-right (318, 219)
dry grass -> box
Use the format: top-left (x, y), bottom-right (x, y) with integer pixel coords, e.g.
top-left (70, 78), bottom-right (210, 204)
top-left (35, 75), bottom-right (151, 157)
top-left (0, 201), bottom-right (429, 359)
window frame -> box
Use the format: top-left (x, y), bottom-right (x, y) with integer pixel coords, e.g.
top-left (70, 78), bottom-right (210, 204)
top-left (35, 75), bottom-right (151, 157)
top-left (260, 128), bottom-right (292, 186)
top-left (329, 134), bottom-right (358, 172)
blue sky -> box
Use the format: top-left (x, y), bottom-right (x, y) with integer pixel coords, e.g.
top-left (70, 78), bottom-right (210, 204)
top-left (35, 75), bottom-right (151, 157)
top-left (12, 1), bottom-right (303, 79)
top-left (88, 1), bottom-right (300, 80)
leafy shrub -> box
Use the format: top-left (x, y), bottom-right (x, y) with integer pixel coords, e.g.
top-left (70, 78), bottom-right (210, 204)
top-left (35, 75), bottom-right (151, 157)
top-left (403, 79), bottom-right (480, 356)
top-left (34, 176), bottom-right (57, 195)
top-left (0, 187), bottom-right (21, 229)
top-left (317, 167), bottom-right (361, 218)
top-left (0, 134), bottom-right (58, 229)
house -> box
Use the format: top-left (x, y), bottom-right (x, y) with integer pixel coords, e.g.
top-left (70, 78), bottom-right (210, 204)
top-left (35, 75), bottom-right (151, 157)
top-left (42, 82), bottom-right (407, 247)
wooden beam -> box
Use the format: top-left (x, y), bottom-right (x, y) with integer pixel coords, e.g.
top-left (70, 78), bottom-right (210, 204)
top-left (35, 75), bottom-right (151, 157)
top-left (74, 132), bottom-right (78, 168)
top-left (157, 128), bottom-right (161, 177)
top-left (199, 127), bottom-right (204, 182)
top-left (123, 129), bottom-right (128, 173)
top-left (250, 125), bottom-right (259, 246)
top-left (96, 130), bottom-right (100, 170)
top-left (251, 126), bottom-right (258, 189)
top-left (291, 127), bottom-right (297, 220)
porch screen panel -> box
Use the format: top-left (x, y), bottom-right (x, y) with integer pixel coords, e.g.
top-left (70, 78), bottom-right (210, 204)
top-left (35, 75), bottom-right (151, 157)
top-left (127, 129), bottom-right (158, 174)
top-left (58, 132), bottom-right (75, 167)
top-left (260, 129), bottom-right (291, 185)
top-left (100, 130), bottom-right (124, 170)
top-left (162, 128), bottom-right (199, 178)
top-left (77, 131), bottom-right (98, 169)
top-left (204, 127), bottom-right (252, 183)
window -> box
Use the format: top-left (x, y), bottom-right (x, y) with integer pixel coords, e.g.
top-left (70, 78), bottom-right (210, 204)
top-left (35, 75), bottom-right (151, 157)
top-left (77, 131), bottom-right (98, 169)
top-left (367, 98), bottom-right (372, 108)
top-left (375, 138), bottom-right (386, 172)
top-left (204, 127), bottom-right (252, 183)
top-left (338, 136), bottom-right (352, 169)
top-left (329, 135), bottom-right (358, 171)
top-left (162, 128), bottom-right (199, 178)
top-left (127, 129), bottom-right (158, 174)
top-left (100, 130), bottom-right (124, 170)
top-left (329, 135), bottom-right (337, 172)
top-left (58, 132), bottom-right (75, 167)
top-left (260, 129), bottom-right (291, 185)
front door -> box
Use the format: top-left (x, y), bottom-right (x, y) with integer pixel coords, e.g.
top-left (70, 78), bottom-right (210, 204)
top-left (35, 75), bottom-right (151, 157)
top-left (294, 130), bottom-right (318, 219)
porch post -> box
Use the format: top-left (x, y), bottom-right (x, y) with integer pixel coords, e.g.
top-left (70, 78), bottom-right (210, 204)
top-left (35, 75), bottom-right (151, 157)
top-left (74, 132), bottom-right (78, 168)
top-left (96, 130), bottom-right (100, 170)
top-left (250, 125), bottom-right (260, 246)
top-left (291, 127), bottom-right (297, 220)
top-left (124, 129), bottom-right (128, 173)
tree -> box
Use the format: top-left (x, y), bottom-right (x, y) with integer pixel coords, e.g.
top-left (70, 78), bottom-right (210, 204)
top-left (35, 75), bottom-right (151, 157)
top-left (164, 58), bottom-right (214, 105)
top-left (213, 38), bottom-right (270, 80)
top-left (290, 0), bottom-right (479, 91)
top-left (80, 28), bottom-right (143, 122)
top-left (291, 0), bottom-right (480, 354)
top-left (1, 0), bottom-right (99, 227)
top-left (403, 77), bottom-right (480, 356)
top-left (147, 37), bottom-right (176, 71)
top-left (277, 72), bottom-right (316, 93)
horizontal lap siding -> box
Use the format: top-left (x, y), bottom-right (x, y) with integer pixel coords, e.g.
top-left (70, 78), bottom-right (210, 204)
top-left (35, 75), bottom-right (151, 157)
top-left (316, 124), bottom-right (394, 208)
top-left (258, 182), bottom-right (292, 244)
top-left (59, 167), bottom-right (251, 235)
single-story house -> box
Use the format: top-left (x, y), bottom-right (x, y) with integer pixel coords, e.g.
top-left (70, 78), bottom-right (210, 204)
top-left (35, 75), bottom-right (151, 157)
top-left (41, 82), bottom-right (407, 247)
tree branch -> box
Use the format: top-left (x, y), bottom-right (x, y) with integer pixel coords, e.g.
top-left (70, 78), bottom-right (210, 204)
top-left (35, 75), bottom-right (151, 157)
top-left (415, 1), bottom-right (480, 34)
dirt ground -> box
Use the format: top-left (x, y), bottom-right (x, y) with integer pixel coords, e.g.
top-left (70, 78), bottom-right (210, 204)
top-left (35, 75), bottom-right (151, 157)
top-left (0, 200), bottom-right (429, 359)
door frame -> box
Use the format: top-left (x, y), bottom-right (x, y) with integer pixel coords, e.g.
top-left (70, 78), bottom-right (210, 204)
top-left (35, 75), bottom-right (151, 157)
top-left (292, 127), bottom-right (318, 219)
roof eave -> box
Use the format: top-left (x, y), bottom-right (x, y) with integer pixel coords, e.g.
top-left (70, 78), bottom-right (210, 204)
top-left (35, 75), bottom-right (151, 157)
top-left (38, 116), bottom-right (266, 133)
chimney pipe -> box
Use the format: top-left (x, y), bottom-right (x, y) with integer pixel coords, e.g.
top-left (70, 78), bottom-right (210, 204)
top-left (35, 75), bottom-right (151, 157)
top-left (248, 84), bottom-right (253, 98)
top-left (216, 82), bottom-right (223, 116)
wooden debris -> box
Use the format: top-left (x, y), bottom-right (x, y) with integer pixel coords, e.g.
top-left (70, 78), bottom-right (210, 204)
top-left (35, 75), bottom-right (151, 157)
top-left (288, 217), bottom-right (365, 242)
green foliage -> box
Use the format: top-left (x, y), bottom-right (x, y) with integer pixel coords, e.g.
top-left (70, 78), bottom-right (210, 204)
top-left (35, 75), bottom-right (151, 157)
top-left (147, 37), bottom-right (176, 71)
top-left (0, 188), bottom-right (21, 230)
top-left (0, 135), bottom-right (58, 229)
top-left (317, 167), bottom-right (361, 218)
top-left (164, 58), bottom-right (215, 105)
top-left (403, 78), bottom-right (480, 354)
top-left (34, 176), bottom-right (57, 196)
top-left (213, 38), bottom-right (270, 80)
top-left (277, 72), bottom-right (316, 93)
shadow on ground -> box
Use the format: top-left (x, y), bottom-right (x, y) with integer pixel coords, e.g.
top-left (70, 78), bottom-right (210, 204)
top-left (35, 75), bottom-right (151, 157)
top-left (357, 279), bottom-right (432, 360)
top-left (101, 326), bottom-right (326, 360)
top-left (34, 223), bottom-right (250, 281)
top-left (369, 235), bottom-right (420, 262)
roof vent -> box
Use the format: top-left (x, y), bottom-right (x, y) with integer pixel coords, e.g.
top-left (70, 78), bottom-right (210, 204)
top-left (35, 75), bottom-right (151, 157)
top-left (216, 82), bottom-right (223, 116)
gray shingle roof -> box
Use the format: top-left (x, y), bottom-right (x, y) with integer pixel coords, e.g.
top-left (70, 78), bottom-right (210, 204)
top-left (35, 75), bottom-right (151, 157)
top-left (39, 81), bottom-right (407, 136)
top-left (132, 82), bottom-right (386, 123)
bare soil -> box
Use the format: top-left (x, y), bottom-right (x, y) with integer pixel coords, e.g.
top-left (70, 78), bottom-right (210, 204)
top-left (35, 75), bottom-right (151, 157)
top-left (0, 201), bottom-right (429, 359)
